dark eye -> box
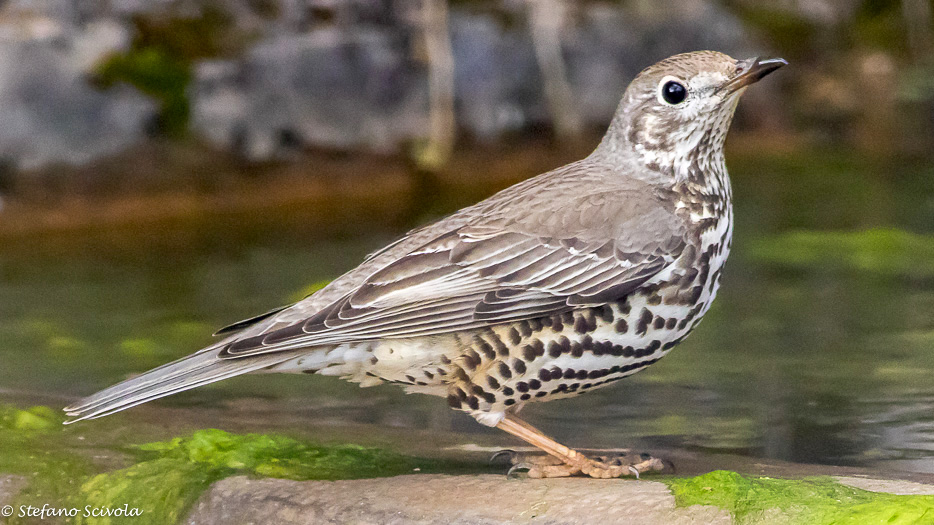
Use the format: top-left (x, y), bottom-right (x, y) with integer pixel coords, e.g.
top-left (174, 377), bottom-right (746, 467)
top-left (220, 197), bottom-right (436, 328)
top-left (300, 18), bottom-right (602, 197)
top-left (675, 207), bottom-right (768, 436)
top-left (661, 80), bottom-right (687, 105)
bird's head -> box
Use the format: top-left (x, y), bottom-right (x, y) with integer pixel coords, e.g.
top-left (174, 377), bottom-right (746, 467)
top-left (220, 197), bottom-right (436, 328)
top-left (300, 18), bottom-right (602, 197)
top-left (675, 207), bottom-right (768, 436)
top-left (599, 51), bottom-right (786, 185)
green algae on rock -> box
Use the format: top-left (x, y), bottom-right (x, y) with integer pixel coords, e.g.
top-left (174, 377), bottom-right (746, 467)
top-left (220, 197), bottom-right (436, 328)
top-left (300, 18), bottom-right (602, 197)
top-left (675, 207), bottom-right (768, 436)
top-left (0, 406), bottom-right (97, 525)
top-left (77, 429), bottom-right (471, 525)
top-left (667, 470), bottom-right (934, 524)
top-left (0, 405), bottom-right (477, 525)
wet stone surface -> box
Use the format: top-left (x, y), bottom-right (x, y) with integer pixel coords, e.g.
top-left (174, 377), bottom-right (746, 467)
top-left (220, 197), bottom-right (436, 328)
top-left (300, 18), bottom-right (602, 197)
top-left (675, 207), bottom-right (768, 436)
top-left (184, 474), bottom-right (731, 525)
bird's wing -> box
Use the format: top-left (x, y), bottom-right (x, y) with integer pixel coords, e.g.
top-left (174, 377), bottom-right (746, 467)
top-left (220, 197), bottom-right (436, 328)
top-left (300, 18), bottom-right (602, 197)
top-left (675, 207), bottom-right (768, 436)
top-left (219, 185), bottom-right (687, 358)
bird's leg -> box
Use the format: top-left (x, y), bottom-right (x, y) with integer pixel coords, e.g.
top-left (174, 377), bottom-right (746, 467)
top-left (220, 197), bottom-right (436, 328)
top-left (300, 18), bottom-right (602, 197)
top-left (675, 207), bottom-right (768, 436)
top-left (494, 413), bottom-right (667, 479)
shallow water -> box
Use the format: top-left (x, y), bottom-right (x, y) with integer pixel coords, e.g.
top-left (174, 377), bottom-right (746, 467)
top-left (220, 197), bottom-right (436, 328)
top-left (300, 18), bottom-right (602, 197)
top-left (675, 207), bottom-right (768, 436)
top-left (2, 148), bottom-right (934, 475)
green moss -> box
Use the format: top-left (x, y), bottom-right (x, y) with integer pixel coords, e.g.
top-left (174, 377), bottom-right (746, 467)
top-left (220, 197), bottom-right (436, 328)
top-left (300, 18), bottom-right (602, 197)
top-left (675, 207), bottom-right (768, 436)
top-left (0, 406), bottom-right (97, 524)
top-left (95, 47), bottom-right (191, 137)
top-left (748, 228), bottom-right (934, 278)
top-left (0, 405), bottom-right (479, 525)
top-left (91, 4), bottom-right (246, 137)
top-left (70, 429), bottom-right (469, 524)
top-left (668, 470), bottom-right (934, 524)
top-left (132, 428), bottom-right (433, 481)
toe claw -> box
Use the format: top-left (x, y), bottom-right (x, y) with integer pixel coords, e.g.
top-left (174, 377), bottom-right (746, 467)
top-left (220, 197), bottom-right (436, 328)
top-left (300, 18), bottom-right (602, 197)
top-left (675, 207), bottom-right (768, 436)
top-left (628, 465), bottom-right (640, 479)
top-left (490, 449), bottom-right (517, 464)
top-left (506, 463), bottom-right (531, 478)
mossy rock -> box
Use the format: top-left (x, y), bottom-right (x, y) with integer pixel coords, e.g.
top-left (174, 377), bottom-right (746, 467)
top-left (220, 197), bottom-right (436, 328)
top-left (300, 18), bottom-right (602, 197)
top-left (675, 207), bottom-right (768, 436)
top-left (668, 470), bottom-right (934, 524)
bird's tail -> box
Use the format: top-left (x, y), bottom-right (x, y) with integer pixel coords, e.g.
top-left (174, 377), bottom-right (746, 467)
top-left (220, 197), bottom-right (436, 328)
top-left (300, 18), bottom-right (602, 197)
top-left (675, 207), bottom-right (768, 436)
top-left (63, 344), bottom-right (297, 423)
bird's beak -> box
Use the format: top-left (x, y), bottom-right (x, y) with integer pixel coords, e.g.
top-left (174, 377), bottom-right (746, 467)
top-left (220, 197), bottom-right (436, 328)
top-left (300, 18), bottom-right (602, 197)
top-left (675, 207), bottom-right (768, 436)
top-left (720, 57), bottom-right (787, 94)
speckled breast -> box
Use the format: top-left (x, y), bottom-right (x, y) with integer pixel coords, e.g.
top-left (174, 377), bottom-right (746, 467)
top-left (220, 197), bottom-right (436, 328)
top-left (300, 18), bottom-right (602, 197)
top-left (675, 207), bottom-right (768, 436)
top-left (439, 209), bottom-right (733, 424)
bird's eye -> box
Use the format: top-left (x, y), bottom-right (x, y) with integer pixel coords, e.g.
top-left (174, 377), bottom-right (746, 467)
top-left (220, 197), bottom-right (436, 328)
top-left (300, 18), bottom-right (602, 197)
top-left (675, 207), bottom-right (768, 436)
top-left (660, 80), bottom-right (687, 105)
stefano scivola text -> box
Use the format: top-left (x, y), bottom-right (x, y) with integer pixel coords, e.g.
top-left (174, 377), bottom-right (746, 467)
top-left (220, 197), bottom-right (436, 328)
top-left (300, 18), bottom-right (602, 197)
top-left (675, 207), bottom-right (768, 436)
top-left (12, 503), bottom-right (144, 519)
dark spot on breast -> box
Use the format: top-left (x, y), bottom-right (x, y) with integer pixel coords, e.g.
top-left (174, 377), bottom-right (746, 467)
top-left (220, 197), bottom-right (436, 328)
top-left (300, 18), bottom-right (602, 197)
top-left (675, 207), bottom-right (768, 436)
top-left (467, 396), bottom-right (480, 410)
top-left (581, 335), bottom-right (593, 350)
top-left (504, 399), bottom-right (516, 406)
top-left (571, 342), bottom-right (583, 358)
top-left (615, 319), bottom-right (628, 333)
top-left (576, 370), bottom-right (588, 380)
top-left (563, 368), bottom-right (575, 379)
top-left (636, 308), bottom-right (653, 335)
top-left (517, 320), bottom-right (533, 337)
top-left (591, 340), bottom-right (605, 356)
top-left (482, 392), bottom-right (496, 403)
top-left (551, 315), bottom-right (564, 332)
top-left (520, 393), bottom-right (531, 401)
top-left (491, 334), bottom-right (510, 356)
top-left (507, 327), bottom-right (521, 345)
top-left (463, 350), bottom-right (481, 371)
top-left (598, 305), bottom-right (614, 323)
top-left (447, 395), bottom-right (462, 408)
top-left (547, 340), bottom-right (563, 358)
top-left (531, 339), bottom-right (545, 357)
top-left (664, 334), bottom-right (687, 350)
top-left (653, 316), bottom-right (665, 330)
top-left (498, 362), bottom-right (512, 379)
top-left (474, 336), bottom-right (495, 359)
top-left (666, 318), bottom-right (677, 330)
top-left (688, 285), bottom-right (704, 303)
top-left (528, 318), bottom-right (543, 332)
top-left (487, 376), bottom-right (500, 390)
top-left (513, 359), bottom-right (527, 375)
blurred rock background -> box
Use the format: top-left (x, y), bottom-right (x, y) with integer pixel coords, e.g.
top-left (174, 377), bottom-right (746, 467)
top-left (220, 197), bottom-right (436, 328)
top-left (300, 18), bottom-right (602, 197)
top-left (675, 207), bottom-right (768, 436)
top-left (0, 0), bottom-right (930, 206)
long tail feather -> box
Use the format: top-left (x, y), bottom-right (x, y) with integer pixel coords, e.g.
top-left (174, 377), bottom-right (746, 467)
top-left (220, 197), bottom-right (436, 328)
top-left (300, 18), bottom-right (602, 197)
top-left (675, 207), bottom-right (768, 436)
top-left (63, 345), bottom-right (298, 423)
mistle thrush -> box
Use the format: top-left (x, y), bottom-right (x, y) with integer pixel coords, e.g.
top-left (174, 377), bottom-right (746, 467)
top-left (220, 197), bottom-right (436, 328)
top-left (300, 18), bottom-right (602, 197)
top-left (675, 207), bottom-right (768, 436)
top-left (65, 51), bottom-right (786, 479)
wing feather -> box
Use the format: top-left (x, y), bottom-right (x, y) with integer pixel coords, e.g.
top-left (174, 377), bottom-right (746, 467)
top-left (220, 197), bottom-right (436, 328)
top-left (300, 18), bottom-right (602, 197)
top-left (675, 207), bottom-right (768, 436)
top-left (219, 183), bottom-right (688, 358)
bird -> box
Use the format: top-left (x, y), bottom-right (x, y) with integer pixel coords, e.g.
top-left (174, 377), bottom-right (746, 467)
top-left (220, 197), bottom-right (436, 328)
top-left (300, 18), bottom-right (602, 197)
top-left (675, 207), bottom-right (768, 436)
top-left (65, 51), bottom-right (785, 479)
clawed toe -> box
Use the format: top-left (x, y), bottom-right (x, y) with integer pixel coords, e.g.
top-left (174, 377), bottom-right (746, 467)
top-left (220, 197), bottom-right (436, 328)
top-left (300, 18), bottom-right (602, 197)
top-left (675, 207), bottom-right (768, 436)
top-left (490, 449), bottom-right (518, 464)
top-left (498, 449), bottom-right (669, 479)
top-left (506, 462), bottom-right (531, 478)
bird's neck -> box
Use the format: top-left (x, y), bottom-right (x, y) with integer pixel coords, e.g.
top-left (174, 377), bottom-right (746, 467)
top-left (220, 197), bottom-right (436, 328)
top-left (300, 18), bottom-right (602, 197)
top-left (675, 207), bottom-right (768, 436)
top-left (595, 123), bottom-right (732, 201)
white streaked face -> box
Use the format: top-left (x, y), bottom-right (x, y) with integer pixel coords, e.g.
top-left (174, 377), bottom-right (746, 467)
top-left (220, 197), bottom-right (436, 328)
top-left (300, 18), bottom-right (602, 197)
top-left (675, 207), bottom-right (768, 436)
top-left (619, 53), bottom-right (749, 182)
top-left (655, 71), bottom-right (736, 119)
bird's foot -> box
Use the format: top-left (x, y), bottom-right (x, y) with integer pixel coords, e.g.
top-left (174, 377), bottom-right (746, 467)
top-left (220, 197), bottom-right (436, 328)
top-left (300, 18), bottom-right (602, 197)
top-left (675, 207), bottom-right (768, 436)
top-left (492, 449), bottom-right (670, 479)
